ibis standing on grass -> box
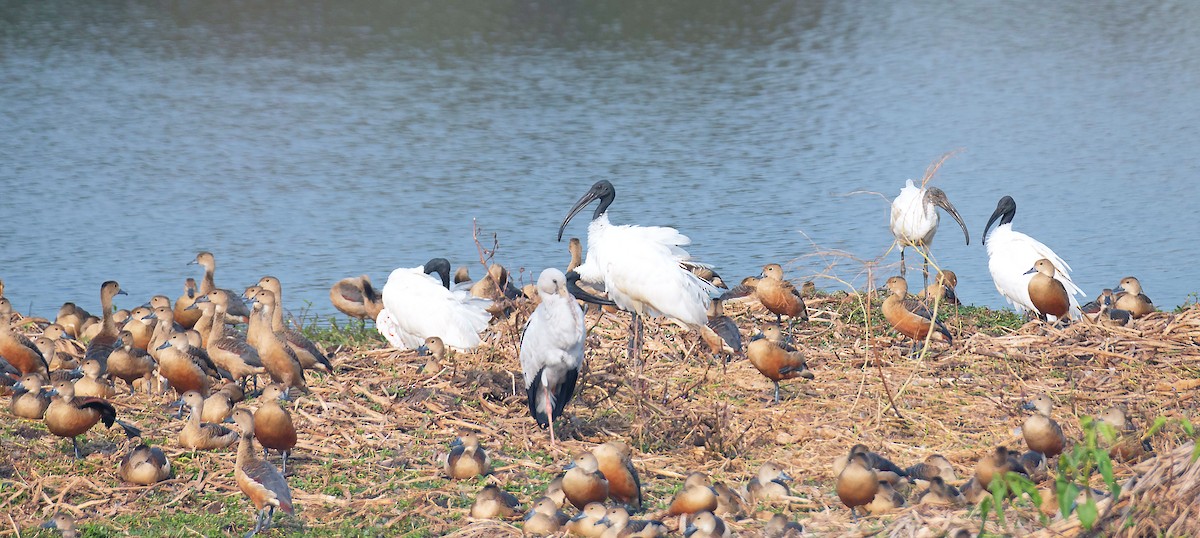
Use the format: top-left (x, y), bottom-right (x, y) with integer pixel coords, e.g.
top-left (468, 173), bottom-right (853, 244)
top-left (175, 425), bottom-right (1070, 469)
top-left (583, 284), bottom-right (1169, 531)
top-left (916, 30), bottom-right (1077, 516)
top-left (557, 180), bottom-right (720, 367)
top-left (983, 196), bottom-right (1083, 321)
top-left (890, 180), bottom-right (970, 291)
top-left (378, 258), bottom-right (493, 351)
top-left (520, 268), bottom-right (586, 444)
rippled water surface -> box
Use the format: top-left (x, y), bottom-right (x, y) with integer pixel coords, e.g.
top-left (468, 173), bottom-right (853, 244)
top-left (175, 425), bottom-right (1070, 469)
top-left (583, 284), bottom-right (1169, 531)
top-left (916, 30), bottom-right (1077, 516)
top-left (2, 1), bottom-right (1198, 320)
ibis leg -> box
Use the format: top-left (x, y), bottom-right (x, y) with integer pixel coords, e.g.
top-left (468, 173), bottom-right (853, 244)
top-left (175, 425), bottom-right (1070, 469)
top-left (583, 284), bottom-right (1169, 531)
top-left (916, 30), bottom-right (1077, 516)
top-left (545, 387), bottom-right (557, 445)
top-left (922, 256), bottom-right (930, 294)
top-left (900, 247), bottom-right (907, 277)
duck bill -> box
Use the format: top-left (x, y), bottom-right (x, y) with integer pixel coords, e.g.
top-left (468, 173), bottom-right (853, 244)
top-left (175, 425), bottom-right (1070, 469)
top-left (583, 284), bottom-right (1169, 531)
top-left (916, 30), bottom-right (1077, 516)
top-left (936, 199), bottom-right (970, 246)
top-left (565, 271), bottom-right (615, 306)
top-left (557, 189), bottom-right (599, 242)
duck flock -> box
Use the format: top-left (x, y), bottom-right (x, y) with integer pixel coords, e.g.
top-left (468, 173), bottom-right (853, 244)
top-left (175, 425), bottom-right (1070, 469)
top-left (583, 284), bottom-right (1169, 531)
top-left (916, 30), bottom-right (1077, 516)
top-left (4, 179), bottom-right (1169, 536)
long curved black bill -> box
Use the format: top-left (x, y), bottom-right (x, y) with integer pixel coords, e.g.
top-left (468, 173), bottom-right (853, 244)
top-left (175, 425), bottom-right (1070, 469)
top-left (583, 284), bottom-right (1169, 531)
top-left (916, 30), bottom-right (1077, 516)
top-left (557, 189), bottom-right (599, 242)
top-left (937, 200), bottom-right (970, 246)
top-left (566, 270), bottom-right (615, 306)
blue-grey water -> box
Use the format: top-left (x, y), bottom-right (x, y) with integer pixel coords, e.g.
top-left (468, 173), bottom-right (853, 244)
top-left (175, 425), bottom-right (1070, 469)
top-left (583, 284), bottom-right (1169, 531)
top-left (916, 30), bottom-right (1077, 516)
top-left (2, 1), bottom-right (1198, 322)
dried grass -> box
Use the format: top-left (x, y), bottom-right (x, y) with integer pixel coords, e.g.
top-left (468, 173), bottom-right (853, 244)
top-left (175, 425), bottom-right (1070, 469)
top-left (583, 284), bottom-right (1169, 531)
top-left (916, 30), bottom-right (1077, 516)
top-left (3, 292), bottom-right (1200, 536)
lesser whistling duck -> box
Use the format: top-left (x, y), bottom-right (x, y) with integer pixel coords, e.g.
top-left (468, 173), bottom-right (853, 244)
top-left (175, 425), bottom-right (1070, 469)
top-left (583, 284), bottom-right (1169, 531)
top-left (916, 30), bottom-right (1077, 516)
top-left (417, 336), bottom-right (446, 372)
top-left (746, 461), bottom-right (791, 502)
top-left (118, 443), bottom-right (172, 485)
top-left (72, 359), bottom-right (115, 399)
top-left (592, 440), bottom-right (642, 511)
top-left (712, 481), bottom-right (748, 519)
top-left (55, 302), bottom-right (92, 339)
top-left (566, 502), bottom-right (610, 538)
top-left (667, 472), bottom-right (718, 527)
top-left (1025, 259), bottom-right (1071, 322)
top-left (864, 480), bottom-right (906, 514)
top-left (598, 506), bottom-right (668, 538)
top-left (470, 484), bottom-right (520, 519)
top-left (974, 446), bottom-right (1027, 490)
top-left (544, 476), bottom-right (567, 508)
top-left (157, 332), bottom-right (226, 401)
top-left (1098, 406), bottom-right (1153, 462)
top-left (917, 476), bottom-right (965, 506)
top-left (746, 326), bottom-right (814, 404)
top-left (10, 372), bottom-right (51, 419)
top-left (178, 390), bottom-right (239, 450)
top-left (1020, 450), bottom-right (1048, 482)
top-left (175, 277), bottom-right (202, 329)
top-left (682, 511), bottom-right (731, 538)
top-left (469, 264), bottom-right (522, 315)
top-left (890, 180), bottom-right (970, 290)
top-left (983, 196), bottom-right (1083, 320)
top-left (146, 305), bottom-right (181, 363)
top-left (44, 379), bottom-right (140, 458)
top-left (197, 296), bottom-right (264, 390)
top-left (523, 496), bottom-right (567, 535)
top-left (34, 336), bottom-right (75, 372)
top-left (248, 290), bottom-right (308, 394)
top-left (520, 268), bottom-right (585, 444)
top-left (40, 513), bottom-right (78, 538)
top-left (1022, 394), bottom-right (1066, 458)
top-left (106, 330), bottom-right (156, 394)
top-left (329, 275), bottom-right (382, 319)
top-left (218, 381), bottom-right (246, 403)
top-left (1099, 292), bottom-right (1133, 327)
top-left (563, 452), bottom-right (610, 510)
top-left (764, 513), bottom-right (804, 538)
top-left (0, 308), bottom-right (48, 377)
top-left (231, 408), bottom-right (294, 537)
top-left (919, 269), bottom-right (960, 305)
top-left (904, 453), bottom-right (957, 483)
top-left (149, 295), bottom-right (172, 310)
top-left (836, 452), bottom-right (878, 520)
top-left (702, 298), bottom-right (741, 358)
top-left (444, 432), bottom-right (490, 480)
top-left (256, 276), bottom-right (333, 374)
top-left (201, 390), bottom-right (235, 423)
top-left (82, 281), bottom-right (126, 368)
top-left (123, 306), bottom-right (154, 351)
top-left (254, 383), bottom-right (297, 473)
top-left (882, 276), bottom-right (952, 349)
top-left (756, 264), bottom-right (809, 325)
top-left (1114, 276), bottom-right (1155, 318)
top-left (454, 266), bottom-right (471, 284)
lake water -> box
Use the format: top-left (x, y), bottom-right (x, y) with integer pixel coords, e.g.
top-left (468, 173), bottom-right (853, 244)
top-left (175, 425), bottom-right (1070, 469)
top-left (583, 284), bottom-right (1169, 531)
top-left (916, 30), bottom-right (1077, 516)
top-left (2, 0), bottom-right (1198, 323)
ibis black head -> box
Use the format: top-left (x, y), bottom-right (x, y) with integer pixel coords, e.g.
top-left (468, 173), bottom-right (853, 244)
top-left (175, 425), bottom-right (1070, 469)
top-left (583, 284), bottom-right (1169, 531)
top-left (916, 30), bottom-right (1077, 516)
top-left (924, 188), bottom-right (970, 245)
top-left (423, 258), bottom-right (452, 289)
top-left (558, 180), bottom-right (616, 242)
top-left (982, 196), bottom-right (1017, 245)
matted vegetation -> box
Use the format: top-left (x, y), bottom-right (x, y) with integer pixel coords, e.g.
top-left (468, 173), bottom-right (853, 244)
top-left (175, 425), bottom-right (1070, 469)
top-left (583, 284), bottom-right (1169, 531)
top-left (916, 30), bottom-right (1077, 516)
top-left (3, 288), bottom-right (1200, 537)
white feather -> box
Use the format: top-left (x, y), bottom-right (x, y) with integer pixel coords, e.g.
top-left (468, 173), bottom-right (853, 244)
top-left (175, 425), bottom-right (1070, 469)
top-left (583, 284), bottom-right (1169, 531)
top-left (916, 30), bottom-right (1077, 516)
top-left (986, 224), bottom-right (1084, 320)
top-left (575, 214), bottom-right (718, 326)
top-left (890, 179), bottom-right (939, 246)
top-left (520, 268), bottom-right (586, 418)
top-left (378, 264), bottom-right (493, 350)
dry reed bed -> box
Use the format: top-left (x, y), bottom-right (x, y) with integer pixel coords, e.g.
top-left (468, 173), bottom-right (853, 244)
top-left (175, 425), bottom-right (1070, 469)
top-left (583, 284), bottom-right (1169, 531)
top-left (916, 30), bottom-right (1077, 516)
top-left (3, 294), bottom-right (1200, 536)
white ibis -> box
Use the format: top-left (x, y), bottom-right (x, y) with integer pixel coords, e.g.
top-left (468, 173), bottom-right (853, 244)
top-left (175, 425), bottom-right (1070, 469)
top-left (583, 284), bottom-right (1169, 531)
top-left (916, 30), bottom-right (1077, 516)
top-left (889, 180), bottom-right (970, 290)
top-left (557, 180), bottom-right (719, 366)
top-left (377, 258), bottom-right (492, 351)
top-left (983, 196), bottom-right (1083, 321)
top-left (519, 268), bottom-right (586, 444)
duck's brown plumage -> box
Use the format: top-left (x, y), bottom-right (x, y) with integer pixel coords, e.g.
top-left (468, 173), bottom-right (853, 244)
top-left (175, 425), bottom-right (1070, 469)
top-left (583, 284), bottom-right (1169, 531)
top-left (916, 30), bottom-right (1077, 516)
top-left (179, 390), bottom-right (239, 450)
top-left (232, 408), bottom-right (294, 537)
top-left (254, 383), bottom-right (297, 473)
top-left (83, 280), bottom-right (126, 367)
top-left (1026, 259), bottom-right (1070, 321)
top-left (44, 379), bottom-right (138, 458)
top-left (836, 452), bottom-right (879, 517)
top-left (667, 471), bottom-right (717, 517)
top-left (756, 264), bottom-right (809, 323)
top-left (1023, 394), bottom-right (1066, 458)
top-left (249, 290), bottom-right (309, 394)
top-left (10, 372), bottom-right (51, 419)
top-left (563, 452), bottom-right (610, 510)
top-left (73, 359), bottom-right (115, 399)
top-left (106, 330), bottom-right (156, 394)
top-left (157, 331), bottom-right (224, 398)
top-left (445, 432), bottom-right (491, 480)
top-left (882, 276), bottom-right (952, 345)
top-left (257, 277), bottom-right (333, 374)
top-left (746, 326), bottom-right (814, 404)
top-left (119, 443), bottom-right (172, 485)
top-left (1114, 276), bottom-right (1155, 318)
top-left (592, 441), bottom-right (642, 511)
top-left (0, 310), bottom-right (48, 377)
top-left (174, 277), bottom-right (202, 329)
top-left (974, 446), bottom-right (1027, 490)
top-left (470, 484), bottom-right (520, 519)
